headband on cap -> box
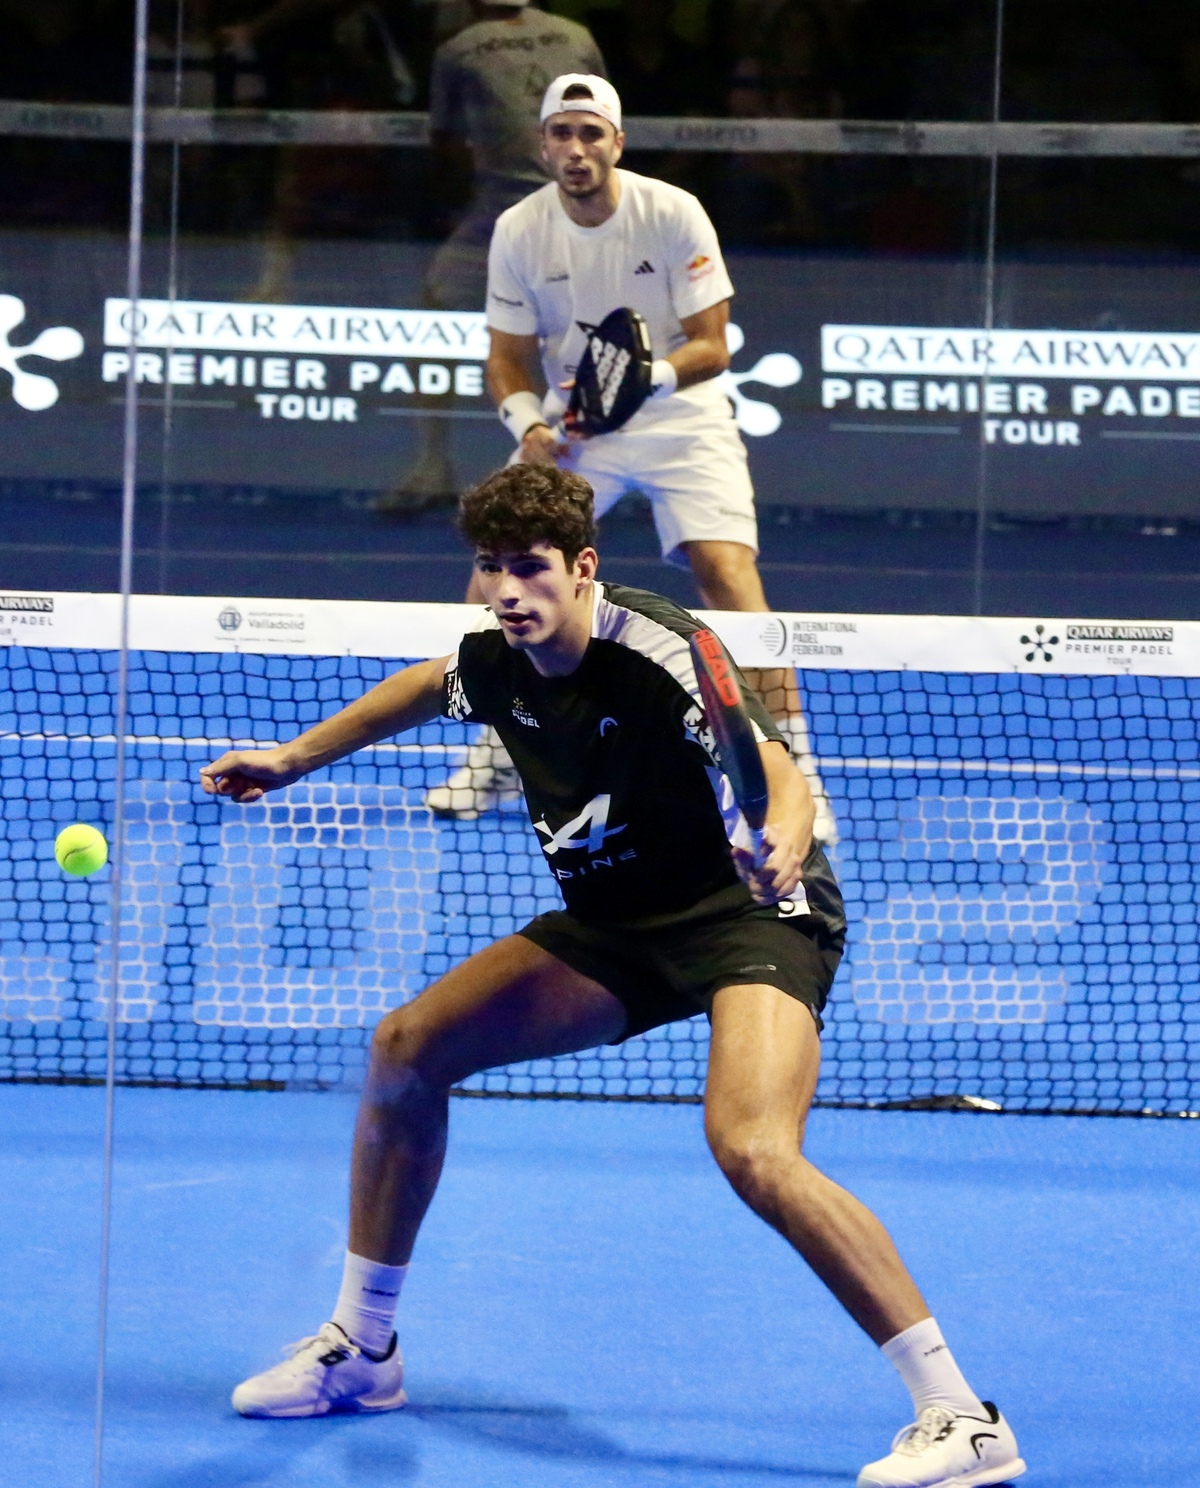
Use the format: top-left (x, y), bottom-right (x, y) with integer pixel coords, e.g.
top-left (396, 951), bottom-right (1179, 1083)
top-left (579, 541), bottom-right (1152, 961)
top-left (539, 74), bottom-right (622, 131)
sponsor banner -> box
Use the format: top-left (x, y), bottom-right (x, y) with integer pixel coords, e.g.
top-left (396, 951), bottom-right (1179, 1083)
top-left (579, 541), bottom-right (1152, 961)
top-left (3, 592), bottom-right (1196, 677)
top-left (822, 325), bottom-right (1200, 381)
top-left (0, 591), bottom-right (119, 649)
top-left (6, 234), bottom-right (1200, 513)
top-left (126, 595), bottom-right (480, 659)
top-left (104, 299), bottom-right (490, 360)
top-left (710, 612), bottom-right (1193, 675)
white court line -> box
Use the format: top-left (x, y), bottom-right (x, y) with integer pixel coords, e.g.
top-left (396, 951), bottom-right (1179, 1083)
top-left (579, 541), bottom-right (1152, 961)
top-left (821, 755), bottom-right (1200, 781)
top-left (6, 731), bottom-right (1198, 780)
top-left (0, 731), bottom-right (459, 755)
top-left (140, 1174), bottom-right (232, 1191)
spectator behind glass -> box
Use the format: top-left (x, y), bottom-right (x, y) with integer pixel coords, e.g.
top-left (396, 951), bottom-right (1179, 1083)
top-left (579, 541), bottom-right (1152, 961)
top-left (0, 0), bottom-right (131, 229)
top-left (208, 1), bottom-right (433, 299)
top-left (0, 0), bottom-right (130, 102)
top-left (588, 0), bottom-right (718, 118)
top-left (721, 0), bottom-right (844, 244)
top-left (380, 0), bottom-right (605, 512)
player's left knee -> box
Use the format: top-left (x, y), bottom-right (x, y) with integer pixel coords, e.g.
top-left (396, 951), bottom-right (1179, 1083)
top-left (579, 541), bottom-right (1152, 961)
top-left (683, 542), bottom-right (764, 607)
top-left (705, 1117), bottom-right (796, 1205)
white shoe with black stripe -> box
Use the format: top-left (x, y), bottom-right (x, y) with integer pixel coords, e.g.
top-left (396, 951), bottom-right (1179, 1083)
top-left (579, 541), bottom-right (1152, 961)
top-left (231, 1321), bottom-right (406, 1418)
top-left (425, 729), bottom-right (523, 821)
top-left (857, 1402), bottom-right (1025, 1488)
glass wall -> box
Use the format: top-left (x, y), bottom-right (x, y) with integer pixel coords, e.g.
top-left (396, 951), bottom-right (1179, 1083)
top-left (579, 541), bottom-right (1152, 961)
top-left (0, 9), bottom-right (127, 1486)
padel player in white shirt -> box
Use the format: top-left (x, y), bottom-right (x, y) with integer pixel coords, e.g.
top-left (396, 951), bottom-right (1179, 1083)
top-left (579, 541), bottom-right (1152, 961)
top-left (426, 72), bottom-right (836, 842)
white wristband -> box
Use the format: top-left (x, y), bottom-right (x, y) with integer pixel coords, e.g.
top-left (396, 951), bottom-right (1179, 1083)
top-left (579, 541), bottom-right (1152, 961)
top-left (648, 359), bottom-right (678, 399)
top-left (541, 387), bottom-right (568, 425)
top-left (499, 390), bottom-right (548, 444)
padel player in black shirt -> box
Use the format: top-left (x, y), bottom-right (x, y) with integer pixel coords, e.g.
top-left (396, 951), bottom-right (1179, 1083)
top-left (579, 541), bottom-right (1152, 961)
top-left (201, 465), bottom-right (1023, 1488)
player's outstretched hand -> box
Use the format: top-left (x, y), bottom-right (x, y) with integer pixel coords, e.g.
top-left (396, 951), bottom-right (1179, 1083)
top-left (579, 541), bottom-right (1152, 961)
top-left (199, 747), bottom-right (301, 804)
top-left (732, 820), bottom-right (808, 906)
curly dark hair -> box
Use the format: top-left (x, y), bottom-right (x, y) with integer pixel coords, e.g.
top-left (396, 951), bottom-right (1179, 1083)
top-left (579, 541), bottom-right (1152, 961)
top-left (458, 464), bottom-right (596, 566)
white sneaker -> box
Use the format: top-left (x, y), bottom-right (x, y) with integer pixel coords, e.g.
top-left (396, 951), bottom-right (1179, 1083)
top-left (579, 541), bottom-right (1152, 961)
top-left (231, 1321), bottom-right (406, 1419)
top-left (425, 729), bottom-right (523, 821)
top-left (858, 1403), bottom-right (1024, 1488)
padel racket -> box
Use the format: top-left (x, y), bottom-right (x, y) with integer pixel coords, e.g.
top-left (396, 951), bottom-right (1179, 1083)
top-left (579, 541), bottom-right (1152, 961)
top-left (688, 628), bottom-right (769, 852)
top-left (568, 307), bottom-right (653, 435)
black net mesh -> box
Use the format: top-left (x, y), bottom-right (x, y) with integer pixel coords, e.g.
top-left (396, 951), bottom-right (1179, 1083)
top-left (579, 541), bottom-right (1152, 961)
top-left (3, 642), bottom-right (1198, 1112)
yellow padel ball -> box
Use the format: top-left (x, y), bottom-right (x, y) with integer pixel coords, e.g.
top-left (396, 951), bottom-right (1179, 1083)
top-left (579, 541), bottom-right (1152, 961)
top-left (54, 823), bottom-right (109, 878)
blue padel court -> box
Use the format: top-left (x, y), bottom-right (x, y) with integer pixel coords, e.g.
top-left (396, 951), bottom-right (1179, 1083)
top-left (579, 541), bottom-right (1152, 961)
top-left (5, 1084), bottom-right (1197, 1488)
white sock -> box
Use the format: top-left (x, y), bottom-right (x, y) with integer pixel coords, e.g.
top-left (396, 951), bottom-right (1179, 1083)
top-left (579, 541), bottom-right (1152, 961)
top-left (881, 1317), bottom-right (985, 1417)
top-left (331, 1251), bottom-right (407, 1355)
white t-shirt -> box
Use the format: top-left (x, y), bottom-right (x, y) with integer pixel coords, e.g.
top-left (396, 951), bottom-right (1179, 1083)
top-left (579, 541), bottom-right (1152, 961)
top-left (486, 169), bottom-right (736, 427)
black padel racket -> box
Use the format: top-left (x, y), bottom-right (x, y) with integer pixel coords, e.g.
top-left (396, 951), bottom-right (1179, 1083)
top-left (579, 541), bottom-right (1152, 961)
top-left (568, 307), bottom-right (654, 435)
top-left (689, 628), bottom-right (769, 853)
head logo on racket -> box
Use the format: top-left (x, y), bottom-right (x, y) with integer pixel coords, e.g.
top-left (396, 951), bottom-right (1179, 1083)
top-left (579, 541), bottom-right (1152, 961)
top-left (688, 628), bottom-right (769, 841)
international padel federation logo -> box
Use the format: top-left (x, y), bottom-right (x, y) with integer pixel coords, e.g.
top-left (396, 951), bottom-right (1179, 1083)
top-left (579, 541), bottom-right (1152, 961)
top-left (0, 294), bottom-right (84, 410)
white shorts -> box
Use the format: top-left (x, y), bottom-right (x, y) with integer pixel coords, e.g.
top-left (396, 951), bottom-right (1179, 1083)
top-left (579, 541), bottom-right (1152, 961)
top-left (557, 409), bottom-right (758, 569)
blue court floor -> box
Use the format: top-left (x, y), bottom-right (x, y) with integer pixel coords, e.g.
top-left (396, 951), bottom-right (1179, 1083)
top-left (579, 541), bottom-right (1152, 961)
top-left (2, 1085), bottom-right (1197, 1488)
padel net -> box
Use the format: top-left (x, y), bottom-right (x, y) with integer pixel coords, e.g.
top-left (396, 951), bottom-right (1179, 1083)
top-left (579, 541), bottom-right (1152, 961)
top-left (2, 592), bottom-right (1198, 1115)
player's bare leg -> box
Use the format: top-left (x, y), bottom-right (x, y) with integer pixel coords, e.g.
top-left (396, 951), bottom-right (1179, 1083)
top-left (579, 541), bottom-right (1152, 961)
top-left (351, 936), bottom-right (626, 1263)
top-left (682, 539), bottom-right (836, 843)
top-left (705, 983), bottom-right (1023, 1488)
top-left (232, 938), bottom-right (625, 1418)
top-left (705, 983), bottom-right (927, 1340)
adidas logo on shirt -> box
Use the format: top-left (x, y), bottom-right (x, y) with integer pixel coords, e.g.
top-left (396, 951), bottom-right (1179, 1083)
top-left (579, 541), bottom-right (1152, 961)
top-left (633, 260), bottom-right (655, 274)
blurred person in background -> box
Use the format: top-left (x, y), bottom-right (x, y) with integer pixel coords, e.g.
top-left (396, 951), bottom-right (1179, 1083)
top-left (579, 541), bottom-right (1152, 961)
top-left (0, 0), bottom-right (129, 102)
top-left (212, 0), bottom-right (434, 298)
top-left (0, 0), bottom-right (131, 226)
top-left (379, 0), bottom-right (605, 513)
top-left (721, 0), bottom-right (844, 244)
top-left (585, 0), bottom-right (718, 197)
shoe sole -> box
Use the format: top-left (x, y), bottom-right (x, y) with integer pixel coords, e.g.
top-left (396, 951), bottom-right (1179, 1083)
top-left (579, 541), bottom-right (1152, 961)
top-left (427, 804), bottom-right (484, 821)
top-left (426, 795), bottom-right (522, 822)
top-left (860, 1459), bottom-right (1026, 1488)
top-left (235, 1384), bottom-right (408, 1419)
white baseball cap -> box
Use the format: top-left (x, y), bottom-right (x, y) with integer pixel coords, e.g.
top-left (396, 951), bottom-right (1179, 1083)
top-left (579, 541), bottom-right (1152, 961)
top-left (539, 74), bottom-right (622, 131)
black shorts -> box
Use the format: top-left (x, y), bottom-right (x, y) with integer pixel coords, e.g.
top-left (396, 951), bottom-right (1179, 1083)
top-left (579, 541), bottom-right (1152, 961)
top-left (518, 880), bottom-right (845, 1043)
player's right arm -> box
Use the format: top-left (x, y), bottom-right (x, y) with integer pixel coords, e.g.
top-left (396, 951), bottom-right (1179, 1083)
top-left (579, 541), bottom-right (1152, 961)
top-left (486, 329), bottom-right (564, 465)
top-left (199, 656), bottom-right (450, 804)
top-left (486, 209), bottom-right (567, 465)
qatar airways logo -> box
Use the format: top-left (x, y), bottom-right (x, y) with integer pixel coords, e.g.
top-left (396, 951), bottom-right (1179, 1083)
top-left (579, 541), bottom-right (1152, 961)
top-left (718, 322), bottom-right (801, 437)
top-left (0, 295), bottom-right (84, 410)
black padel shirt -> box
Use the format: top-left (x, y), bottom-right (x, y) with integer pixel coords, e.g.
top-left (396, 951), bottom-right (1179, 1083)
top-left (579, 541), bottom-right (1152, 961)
top-left (441, 582), bottom-right (840, 932)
